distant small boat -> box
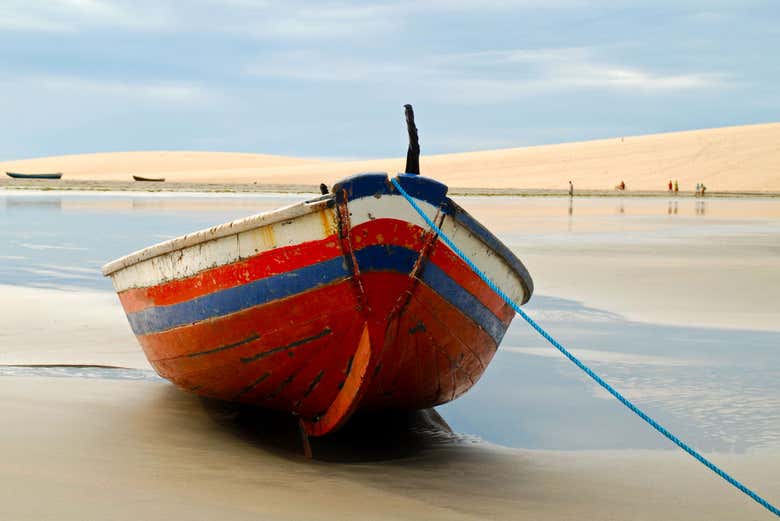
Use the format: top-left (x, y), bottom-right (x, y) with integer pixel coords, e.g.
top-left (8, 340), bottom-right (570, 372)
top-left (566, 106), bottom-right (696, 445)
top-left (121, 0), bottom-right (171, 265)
top-left (6, 172), bottom-right (63, 180)
top-left (133, 175), bottom-right (165, 182)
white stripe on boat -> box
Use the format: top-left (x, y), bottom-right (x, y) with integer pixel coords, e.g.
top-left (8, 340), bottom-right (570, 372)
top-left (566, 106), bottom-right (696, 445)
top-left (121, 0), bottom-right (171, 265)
top-left (105, 191), bottom-right (527, 306)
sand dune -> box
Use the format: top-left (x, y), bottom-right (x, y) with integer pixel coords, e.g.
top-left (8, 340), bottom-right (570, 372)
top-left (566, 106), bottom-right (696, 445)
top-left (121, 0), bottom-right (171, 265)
top-left (0, 151), bottom-right (318, 183)
top-left (2, 123), bottom-right (779, 192)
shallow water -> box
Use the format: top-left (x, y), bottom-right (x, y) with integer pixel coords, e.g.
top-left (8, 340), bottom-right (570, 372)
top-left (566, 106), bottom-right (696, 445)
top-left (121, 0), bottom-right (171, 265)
top-left (1, 191), bottom-right (779, 454)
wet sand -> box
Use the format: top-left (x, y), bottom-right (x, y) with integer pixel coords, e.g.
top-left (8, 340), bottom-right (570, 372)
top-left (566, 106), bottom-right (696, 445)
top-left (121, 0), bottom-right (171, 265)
top-left (0, 285), bottom-right (146, 368)
top-left (1, 192), bottom-right (779, 519)
top-left (3, 178), bottom-right (779, 198)
top-left (0, 376), bottom-right (776, 520)
top-left (463, 196), bottom-right (780, 331)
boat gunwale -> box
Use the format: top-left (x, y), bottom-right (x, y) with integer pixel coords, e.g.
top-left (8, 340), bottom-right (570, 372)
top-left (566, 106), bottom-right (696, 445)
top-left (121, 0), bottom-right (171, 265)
top-left (101, 195), bottom-right (333, 276)
top-left (104, 172), bottom-right (533, 309)
top-left (446, 198), bottom-right (534, 302)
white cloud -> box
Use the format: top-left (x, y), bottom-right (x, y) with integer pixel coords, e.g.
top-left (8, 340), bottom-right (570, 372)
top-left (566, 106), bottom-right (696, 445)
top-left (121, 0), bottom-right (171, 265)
top-left (4, 75), bottom-right (214, 104)
top-left (246, 50), bottom-right (408, 81)
top-left (0, 0), bottom-right (170, 32)
top-left (246, 46), bottom-right (729, 103)
top-left (563, 64), bottom-right (721, 90)
top-left (0, 1), bottom-right (397, 37)
top-left (0, 0), bottom-right (593, 36)
top-left (434, 47), bottom-right (726, 91)
top-left (0, 11), bottom-right (72, 32)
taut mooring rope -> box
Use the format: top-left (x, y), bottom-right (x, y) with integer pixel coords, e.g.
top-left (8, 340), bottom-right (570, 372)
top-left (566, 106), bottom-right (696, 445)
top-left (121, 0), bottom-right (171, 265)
top-left (391, 177), bottom-right (779, 517)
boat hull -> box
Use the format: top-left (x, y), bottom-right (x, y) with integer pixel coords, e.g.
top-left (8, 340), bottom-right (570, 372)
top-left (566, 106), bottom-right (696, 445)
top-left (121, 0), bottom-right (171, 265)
top-left (6, 172), bottom-right (63, 179)
top-left (103, 173), bottom-right (533, 435)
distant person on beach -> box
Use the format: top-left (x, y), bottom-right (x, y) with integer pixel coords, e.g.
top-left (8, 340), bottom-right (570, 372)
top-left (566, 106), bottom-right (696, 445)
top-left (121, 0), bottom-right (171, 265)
top-left (668, 180), bottom-right (673, 192)
top-left (568, 180), bottom-right (573, 197)
top-left (701, 183), bottom-right (706, 196)
top-left (618, 180), bottom-right (626, 191)
top-left (674, 180), bottom-right (679, 193)
top-left (696, 182), bottom-right (701, 196)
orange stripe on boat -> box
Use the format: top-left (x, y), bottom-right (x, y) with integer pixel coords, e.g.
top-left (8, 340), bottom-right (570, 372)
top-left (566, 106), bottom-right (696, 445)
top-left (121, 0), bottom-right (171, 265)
top-left (119, 218), bottom-right (512, 325)
top-left (118, 235), bottom-right (342, 313)
top-left (139, 280), bottom-right (358, 362)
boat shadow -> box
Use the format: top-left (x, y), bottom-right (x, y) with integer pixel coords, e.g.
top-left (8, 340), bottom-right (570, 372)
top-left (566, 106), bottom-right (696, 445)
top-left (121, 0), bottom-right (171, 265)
top-left (198, 396), bottom-right (461, 463)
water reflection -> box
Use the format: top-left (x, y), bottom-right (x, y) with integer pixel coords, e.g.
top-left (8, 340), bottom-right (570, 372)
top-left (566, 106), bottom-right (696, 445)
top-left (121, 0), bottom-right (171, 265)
top-left (4, 197), bottom-right (63, 211)
top-left (0, 364), bottom-right (160, 381)
top-left (696, 200), bottom-right (707, 216)
top-left (0, 192), bottom-right (303, 291)
top-left (439, 294), bottom-right (780, 452)
top-left (667, 200), bottom-right (679, 215)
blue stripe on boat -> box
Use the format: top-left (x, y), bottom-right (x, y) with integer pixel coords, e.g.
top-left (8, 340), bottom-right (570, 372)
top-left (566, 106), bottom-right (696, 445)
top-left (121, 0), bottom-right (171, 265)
top-left (418, 260), bottom-right (507, 346)
top-left (127, 244), bottom-right (507, 343)
top-left (332, 172), bottom-right (531, 303)
top-left (128, 256), bottom-right (351, 336)
top-left (354, 245), bottom-right (507, 345)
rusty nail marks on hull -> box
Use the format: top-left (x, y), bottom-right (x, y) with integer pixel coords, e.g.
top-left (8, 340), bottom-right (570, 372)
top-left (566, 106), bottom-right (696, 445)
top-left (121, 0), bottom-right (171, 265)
top-left (240, 327), bottom-right (332, 364)
top-left (266, 373), bottom-right (296, 400)
top-left (408, 321), bottom-right (426, 334)
top-left (302, 370), bottom-right (325, 398)
top-left (235, 371), bottom-right (271, 398)
top-left (186, 333), bottom-right (261, 358)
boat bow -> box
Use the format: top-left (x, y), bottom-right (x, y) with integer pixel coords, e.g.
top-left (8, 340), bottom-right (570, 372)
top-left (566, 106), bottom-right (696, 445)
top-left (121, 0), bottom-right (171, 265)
top-left (103, 172), bottom-right (533, 436)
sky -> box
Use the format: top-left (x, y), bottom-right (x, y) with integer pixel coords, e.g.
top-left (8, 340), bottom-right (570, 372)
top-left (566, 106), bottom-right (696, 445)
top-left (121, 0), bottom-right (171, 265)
top-left (1, 1), bottom-right (779, 160)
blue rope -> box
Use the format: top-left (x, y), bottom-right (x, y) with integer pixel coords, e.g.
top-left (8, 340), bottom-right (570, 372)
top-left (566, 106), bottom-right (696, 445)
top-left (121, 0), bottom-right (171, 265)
top-left (391, 177), bottom-right (780, 517)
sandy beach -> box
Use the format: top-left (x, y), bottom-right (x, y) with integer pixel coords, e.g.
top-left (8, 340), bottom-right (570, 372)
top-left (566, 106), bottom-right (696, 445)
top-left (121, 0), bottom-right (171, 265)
top-left (2, 122), bottom-right (780, 193)
top-left (1, 190), bottom-right (778, 519)
top-left (0, 376), bottom-right (777, 521)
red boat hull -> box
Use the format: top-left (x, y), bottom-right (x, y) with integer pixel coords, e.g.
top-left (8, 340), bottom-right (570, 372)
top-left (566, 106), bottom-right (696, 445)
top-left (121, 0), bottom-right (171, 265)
top-left (105, 173), bottom-right (532, 436)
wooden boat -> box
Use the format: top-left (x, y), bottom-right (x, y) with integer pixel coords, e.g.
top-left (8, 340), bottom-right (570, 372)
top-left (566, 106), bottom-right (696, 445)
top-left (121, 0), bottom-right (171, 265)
top-left (102, 107), bottom-right (533, 438)
top-left (132, 175), bottom-right (165, 182)
top-left (6, 172), bottom-right (63, 179)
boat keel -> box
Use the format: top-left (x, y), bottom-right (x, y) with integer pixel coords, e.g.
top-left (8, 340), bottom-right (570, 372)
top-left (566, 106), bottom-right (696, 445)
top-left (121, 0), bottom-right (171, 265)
top-left (300, 322), bottom-right (373, 437)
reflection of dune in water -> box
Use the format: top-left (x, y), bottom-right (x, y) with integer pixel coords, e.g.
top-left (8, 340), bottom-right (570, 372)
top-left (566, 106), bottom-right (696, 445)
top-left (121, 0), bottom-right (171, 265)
top-left (4, 197), bottom-right (63, 210)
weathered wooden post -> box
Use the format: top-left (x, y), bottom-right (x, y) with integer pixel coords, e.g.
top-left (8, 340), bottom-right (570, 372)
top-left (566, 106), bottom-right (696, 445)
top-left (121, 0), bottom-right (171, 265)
top-left (404, 104), bottom-right (420, 175)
